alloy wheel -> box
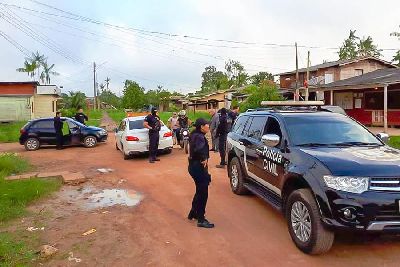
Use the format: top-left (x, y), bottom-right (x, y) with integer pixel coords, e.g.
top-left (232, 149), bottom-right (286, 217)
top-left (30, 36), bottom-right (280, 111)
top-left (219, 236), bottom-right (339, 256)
top-left (291, 201), bottom-right (312, 243)
top-left (26, 139), bottom-right (38, 150)
top-left (231, 164), bottom-right (239, 189)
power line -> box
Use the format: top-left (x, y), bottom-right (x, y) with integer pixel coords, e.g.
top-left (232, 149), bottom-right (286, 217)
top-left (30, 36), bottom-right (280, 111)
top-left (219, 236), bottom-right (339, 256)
top-left (0, 29), bottom-right (31, 56)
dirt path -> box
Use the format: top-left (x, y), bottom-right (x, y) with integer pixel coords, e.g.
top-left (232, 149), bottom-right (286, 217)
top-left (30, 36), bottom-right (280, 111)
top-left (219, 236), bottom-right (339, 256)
top-left (2, 137), bottom-right (400, 266)
top-left (99, 111), bottom-right (117, 132)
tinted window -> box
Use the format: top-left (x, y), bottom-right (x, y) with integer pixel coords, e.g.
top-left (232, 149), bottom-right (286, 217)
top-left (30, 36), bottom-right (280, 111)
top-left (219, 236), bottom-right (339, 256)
top-left (246, 116), bottom-right (267, 140)
top-left (284, 115), bottom-right (381, 146)
top-left (31, 120), bottom-right (53, 128)
top-left (264, 117), bottom-right (283, 146)
top-left (66, 120), bottom-right (78, 129)
top-left (232, 116), bottom-right (248, 135)
top-left (129, 120), bottom-right (145, 130)
top-left (242, 117), bottom-right (253, 137)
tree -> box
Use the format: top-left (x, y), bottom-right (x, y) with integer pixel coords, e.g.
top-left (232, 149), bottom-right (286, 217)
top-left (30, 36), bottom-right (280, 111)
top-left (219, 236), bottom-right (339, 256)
top-left (16, 60), bottom-right (37, 80)
top-left (122, 80), bottom-right (145, 109)
top-left (393, 51), bottom-right (400, 67)
top-left (40, 61), bottom-right (59, 84)
top-left (358, 36), bottom-right (382, 58)
top-left (99, 89), bottom-right (121, 108)
top-left (225, 60), bottom-right (248, 87)
top-left (338, 30), bottom-right (359, 60)
top-left (390, 25), bottom-right (400, 38)
top-left (69, 91), bottom-right (87, 109)
top-left (105, 77), bottom-right (111, 90)
top-left (200, 66), bottom-right (230, 93)
top-left (27, 51), bottom-right (46, 81)
top-left (250, 71), bottom-right (274, 85)
top-left (239, 81), bottom-right (283, 111)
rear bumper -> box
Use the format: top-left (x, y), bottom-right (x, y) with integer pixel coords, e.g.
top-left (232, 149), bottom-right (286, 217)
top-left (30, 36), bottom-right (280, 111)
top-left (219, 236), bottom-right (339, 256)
top-left (125, 138), bottom-right (173, 154)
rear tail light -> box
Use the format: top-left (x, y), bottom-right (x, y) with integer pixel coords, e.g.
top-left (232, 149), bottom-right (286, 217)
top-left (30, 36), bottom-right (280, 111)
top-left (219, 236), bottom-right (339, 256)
top-left (126, 136), bottom-right (139, 141)
top-left (163, 131), bottom-right (173, 138)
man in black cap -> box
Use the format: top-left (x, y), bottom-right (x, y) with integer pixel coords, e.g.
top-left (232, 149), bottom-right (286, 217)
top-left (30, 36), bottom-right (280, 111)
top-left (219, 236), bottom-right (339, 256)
top-left (74, 107), bottom-right (88, 125)
top-left (216, 108), bottom-right (228, 168)
top-left (54, 111), bottom-right (64, 150)
top-left (187, 118), bottom-right (214, 228)
top-left (144, 107), bottom-right (162, 163)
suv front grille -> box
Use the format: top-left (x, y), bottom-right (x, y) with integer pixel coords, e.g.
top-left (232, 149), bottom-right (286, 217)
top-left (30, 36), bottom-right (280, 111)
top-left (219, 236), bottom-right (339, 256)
top-left (370, 178), bottom-right (400, 191)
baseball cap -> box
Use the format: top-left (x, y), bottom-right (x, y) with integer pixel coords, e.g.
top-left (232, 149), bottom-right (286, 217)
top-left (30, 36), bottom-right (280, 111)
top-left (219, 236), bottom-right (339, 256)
top-left (194, 118), bottom-right (209, 128)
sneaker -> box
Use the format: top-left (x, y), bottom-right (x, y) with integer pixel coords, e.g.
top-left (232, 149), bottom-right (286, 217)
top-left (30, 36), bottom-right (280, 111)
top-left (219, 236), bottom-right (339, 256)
top-left (154, 158), bottom-right (160, 161)
top-left (197, 219), bottom-right (215, 228)
top-left (149, 160), bottom-right (155, 163)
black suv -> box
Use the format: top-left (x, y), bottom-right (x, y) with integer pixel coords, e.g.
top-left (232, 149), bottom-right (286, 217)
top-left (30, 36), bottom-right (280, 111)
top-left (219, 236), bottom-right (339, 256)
top-left (227, 106), bottom-right (399, 254)
top-left (19, 117), bottom-right (108, 151)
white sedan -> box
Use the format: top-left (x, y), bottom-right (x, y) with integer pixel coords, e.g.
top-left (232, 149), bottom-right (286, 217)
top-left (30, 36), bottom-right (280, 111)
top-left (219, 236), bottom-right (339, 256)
top-left (115, 116), bottom-right (173, 160)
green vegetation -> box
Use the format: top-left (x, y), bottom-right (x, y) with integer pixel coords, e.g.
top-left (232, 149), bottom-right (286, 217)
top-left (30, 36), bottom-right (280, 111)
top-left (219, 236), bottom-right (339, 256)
top-left (389, 136), bottom-right (400, 149)
top-left (0, 121), bottom-right (27, 143)
top-left (107, 110), bottom-right (211, 125)
top-left (239, 81), bottom-right (283, 111)
top-left (0, 153), bottom-right (62, 265)
top-left (86, 110), bottom-right (102, 127)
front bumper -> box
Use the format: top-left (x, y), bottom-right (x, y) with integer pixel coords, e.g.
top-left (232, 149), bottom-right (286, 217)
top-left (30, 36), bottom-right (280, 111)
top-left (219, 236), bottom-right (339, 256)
top-left (98, 134), bottom-right (108, 142)
top-left (322, 190), bottom-right (400, 232)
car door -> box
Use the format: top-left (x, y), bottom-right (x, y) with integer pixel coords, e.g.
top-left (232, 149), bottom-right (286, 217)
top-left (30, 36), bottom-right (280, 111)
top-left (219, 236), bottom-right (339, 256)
top-left (255, 116), bottom-right (287, 195)
top-left (30, 120), bottom-right (56, 144)
top-left (65, 119), bottom-right (81, 145)
top-left (242, 116), bottom-right (268, 180)
top-left (116, 120), bottom-right (126, 149)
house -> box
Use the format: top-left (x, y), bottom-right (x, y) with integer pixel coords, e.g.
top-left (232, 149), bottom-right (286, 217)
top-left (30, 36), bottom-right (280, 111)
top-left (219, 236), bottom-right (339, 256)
top-left (317, 68), bottom-right (400, 130)
top-left (278, 56), bottom-right (397, 100)
top-left (188, 89), bottom-right (238, 112)
top-left (0, 82), bottom-right (61, 122)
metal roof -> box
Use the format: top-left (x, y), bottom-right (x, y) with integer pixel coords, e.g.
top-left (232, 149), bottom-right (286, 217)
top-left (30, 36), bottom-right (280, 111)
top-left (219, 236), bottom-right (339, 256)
top-left (320, 68), bottom-right (400, 89)
top-left (0, 81), bottom-right (39, 85)
top-left (278, 57), bottom-right (397, 76)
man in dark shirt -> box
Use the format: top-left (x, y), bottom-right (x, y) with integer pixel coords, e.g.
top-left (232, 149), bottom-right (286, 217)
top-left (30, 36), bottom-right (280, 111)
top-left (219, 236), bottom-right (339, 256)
top-left (54, 111), bottom-right (63, 150)
top-left (144, 107), bottom-right (162, 163)
top-left (228, 105), bottom-right (240, 131)
top-left (74, 108), bottom-right (88, 125)
top-left (216, 108), bottom-right (228, 168)
top-left (188, 118), bottom-right (214, 228)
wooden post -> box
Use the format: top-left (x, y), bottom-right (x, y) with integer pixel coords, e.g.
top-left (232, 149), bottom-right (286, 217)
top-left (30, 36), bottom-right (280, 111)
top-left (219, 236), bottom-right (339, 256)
top-left (384, 84), bottom-right (388, 133)
top-left (306, 51), bottom-right (310, 101)
top-left (295, 42), bottom-right (299, 101)
top-left (330, 90), bottom-right (334, 105)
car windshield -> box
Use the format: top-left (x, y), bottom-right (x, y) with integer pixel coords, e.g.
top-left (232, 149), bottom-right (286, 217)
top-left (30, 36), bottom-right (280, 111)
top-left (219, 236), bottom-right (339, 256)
top-left (284, 114), bottom-right (383, 147)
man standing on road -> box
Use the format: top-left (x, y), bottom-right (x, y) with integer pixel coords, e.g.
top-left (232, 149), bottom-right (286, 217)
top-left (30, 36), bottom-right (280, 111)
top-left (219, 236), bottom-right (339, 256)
top-left (209, 109), bottom-right (219, 152)
top-left (74, 107), bottom-right (88, 125)
top-left (144, 107), bottom-right (161, 163)
top-left (216, 108), bottom-right (228, 168)
top-left (188, 118), bottom-right (214, 228)
top-left (228, 105), bottom-right (240, 131)
top-left (168, 112), bottom-right (180, 145)
top-left (54, 111), bottom-right (63, 150)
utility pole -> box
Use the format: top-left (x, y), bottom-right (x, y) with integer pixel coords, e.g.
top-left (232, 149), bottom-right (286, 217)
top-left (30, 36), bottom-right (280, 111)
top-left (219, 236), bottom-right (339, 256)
top-left (295, 42), bottom-right (299, 101)
top-left (93, 62), bottom-right (97, 110)
top-left (306, 51), bottom-right (310, 101)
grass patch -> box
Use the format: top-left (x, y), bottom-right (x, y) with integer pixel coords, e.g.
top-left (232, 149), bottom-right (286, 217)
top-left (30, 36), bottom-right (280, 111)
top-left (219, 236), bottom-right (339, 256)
top-left (86, 110), bottom-right (103, 127)
top-left (107, 110), bottom-right (211, 125)
top-left (0, 153), bottom-right (62, 266)
top-left (389, 136), bottom-right (400, 149)
top-left (0, 122), bottom-right (27, 143)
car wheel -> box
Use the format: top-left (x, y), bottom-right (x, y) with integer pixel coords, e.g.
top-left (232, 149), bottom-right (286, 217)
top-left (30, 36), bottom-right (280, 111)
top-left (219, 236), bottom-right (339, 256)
top-left (286, 188), bottom-right (334, 255)
top-left (120, 145), bottom-right (130, 160)
top-left (165, 148), bottom-right (172, 154)
top-left (83, 136), bottom-right (97, 148)
top-left (24, 137), bottom-right (40, 151)
top-left (228, 157), bottom-right (249, 195)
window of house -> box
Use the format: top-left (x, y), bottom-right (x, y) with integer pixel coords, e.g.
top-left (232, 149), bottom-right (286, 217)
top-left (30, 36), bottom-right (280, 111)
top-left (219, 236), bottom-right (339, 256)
top-left (355, 69), bottom-right (364, 76)
top-left (388, 91), bottom-right (400, 109)
top-left (246, 116), bottom-right (267, 140)
top-left (365, 92), bottom-right (383, 110)
top-left (334, 92), bottom-right (353, 110)
top-left (324, 73), bottom-right (334, 84)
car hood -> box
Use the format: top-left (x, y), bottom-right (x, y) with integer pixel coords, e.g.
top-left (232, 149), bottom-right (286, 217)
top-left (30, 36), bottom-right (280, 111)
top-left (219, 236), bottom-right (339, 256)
top-left (85, 126), bottom-right (105, 132)
top-left (299, 146), bottom-right (400, 176)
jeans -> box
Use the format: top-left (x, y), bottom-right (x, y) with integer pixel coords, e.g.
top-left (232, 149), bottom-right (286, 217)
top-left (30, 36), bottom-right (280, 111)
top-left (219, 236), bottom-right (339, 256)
top-left (149, 131), bottom-right (160, 160)
top-left (56, 132), bottom-right (63, 149)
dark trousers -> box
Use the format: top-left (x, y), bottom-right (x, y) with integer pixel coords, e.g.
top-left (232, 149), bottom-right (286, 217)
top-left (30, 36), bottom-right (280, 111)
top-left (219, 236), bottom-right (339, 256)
top-left (149, 131), bottom-right (160, 160)
top-left (174, 128), bottom-right (181, 143)
top-left (188, 160), bottom-right (210, 222)
top-left (56, 132), bottom-right (63, 149)
top-left (218, 134), bottom-right (227, 164)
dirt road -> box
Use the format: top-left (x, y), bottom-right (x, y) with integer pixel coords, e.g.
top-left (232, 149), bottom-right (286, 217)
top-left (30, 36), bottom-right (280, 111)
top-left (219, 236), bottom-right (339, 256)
top-left (2, 135), bottom-right (400, 266)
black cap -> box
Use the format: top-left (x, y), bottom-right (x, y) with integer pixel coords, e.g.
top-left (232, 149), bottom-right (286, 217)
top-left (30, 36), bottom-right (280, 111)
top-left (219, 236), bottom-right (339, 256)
top-left (151, 107), bottom-right (158, 113)
top-left (194, 118), bottom-right (209, 128)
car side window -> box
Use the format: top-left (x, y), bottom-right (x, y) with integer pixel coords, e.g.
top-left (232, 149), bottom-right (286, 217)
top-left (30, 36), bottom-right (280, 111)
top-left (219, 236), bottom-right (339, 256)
top-left (66, 120), bottom-right (78, 130)
top-left (246, 116), bottom-right (267, 140)
top-left (118, 121), bottom-right (126, 132)
top-left (242, 117), bottom-right (253, 137)
top-left (31, 120), bottom-right (53, 129)
top-left (232, 116), bottom-right (248, 135)
top-left (264, 117), bottom-right (283, 146)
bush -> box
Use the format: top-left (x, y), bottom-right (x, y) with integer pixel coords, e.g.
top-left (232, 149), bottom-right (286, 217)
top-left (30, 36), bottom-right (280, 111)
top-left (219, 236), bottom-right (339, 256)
top-left (239, 81), bottom-right (282, 111)
top-left (0, 122), bottom-right (27, 143)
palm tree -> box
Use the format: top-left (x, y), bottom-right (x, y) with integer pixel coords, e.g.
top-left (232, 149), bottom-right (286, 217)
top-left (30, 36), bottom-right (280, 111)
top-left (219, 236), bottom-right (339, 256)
top-left (358, 36), bottom-right (382, 58)
top-left (393, 50), bottom-right (400, 67)
top-left (16, 60), bottom-right (37, 80)
top-left (40, 61), bottom-right (59, 84)
top-left (27, 51), bottom-right (46, 82)
top-left (105, 77), bottom-right (111, 90)
top-left (69, 91), bottom-right (87, 109)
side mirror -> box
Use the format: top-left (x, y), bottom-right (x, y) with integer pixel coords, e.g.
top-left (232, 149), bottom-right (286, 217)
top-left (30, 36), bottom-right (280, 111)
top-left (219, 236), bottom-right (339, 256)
top-left (376, 132), bottom-right (389, 144)
top-left (261, 134), bottom-right (280, 147)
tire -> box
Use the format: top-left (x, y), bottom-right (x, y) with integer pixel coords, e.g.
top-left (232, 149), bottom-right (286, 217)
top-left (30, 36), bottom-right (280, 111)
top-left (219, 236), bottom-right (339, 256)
top-left (184, 140), bottom-right (189, 154)
top-left (165, 148), bottom-right (172, 155)
top-left (24, 137), bottom-right (40, 151)
top-left (120, 145), bottom-right (131, 160)
top-left (286, 189), bottom-right (334, 255)
top-left (228, 157), bottom-right (249, 195)
top-left (83, 136), bottom-right (97, 148)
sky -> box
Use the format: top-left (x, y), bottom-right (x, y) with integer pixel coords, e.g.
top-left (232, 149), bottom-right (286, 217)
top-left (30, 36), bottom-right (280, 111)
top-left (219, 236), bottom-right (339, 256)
top-left (0, 0), bottom-right (399, 96)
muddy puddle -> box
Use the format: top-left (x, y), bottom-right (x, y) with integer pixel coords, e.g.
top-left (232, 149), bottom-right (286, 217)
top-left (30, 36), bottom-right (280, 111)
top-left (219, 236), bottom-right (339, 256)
top-left (60, 186), bottom-right (143, 210)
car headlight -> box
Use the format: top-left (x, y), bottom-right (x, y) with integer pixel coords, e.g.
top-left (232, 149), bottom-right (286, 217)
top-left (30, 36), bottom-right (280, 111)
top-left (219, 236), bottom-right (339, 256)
top-left (323, 175), bottom-right (369, 194)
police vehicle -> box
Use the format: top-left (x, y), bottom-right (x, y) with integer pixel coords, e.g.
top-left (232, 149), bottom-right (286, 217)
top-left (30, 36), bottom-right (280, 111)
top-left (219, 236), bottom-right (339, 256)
top-left (226, 101), bottom-right (397, 254)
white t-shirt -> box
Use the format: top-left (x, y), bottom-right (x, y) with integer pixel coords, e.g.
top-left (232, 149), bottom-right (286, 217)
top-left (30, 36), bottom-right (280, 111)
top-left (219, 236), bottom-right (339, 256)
top-left (168, 116), bottom-right (179, 129)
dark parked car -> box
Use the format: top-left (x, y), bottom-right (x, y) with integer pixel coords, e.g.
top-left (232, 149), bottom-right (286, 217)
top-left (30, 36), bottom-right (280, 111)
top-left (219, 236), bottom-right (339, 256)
top-left (19, 117), bottom-right (108, 151)
top-left (226, 103), bottom-right (397, 254)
